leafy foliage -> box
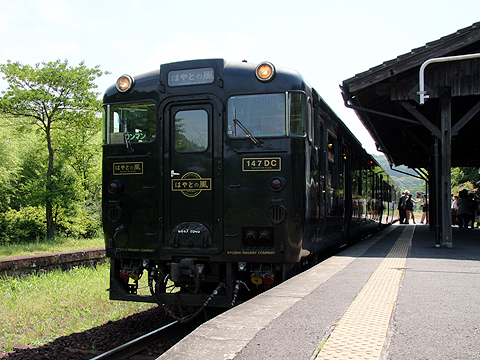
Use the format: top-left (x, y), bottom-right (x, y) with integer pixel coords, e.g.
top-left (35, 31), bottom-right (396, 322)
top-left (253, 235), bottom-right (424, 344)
top-left (451, 167), bottom-right (480, 194)
top-left (0, 59), bottom-right (108, 240)
top-left (0, 206), bottom-right (46, 245)
top-left (0, 117), bottom-right (22, 212)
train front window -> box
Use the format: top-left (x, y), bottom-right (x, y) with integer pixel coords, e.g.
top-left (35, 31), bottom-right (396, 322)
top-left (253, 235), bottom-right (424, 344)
top-left (106, 102), bottom-right (156, 144)
top-left (227, 92), bottom-right (306, 138)
top-left (174, 109), bottom-right (208, 152)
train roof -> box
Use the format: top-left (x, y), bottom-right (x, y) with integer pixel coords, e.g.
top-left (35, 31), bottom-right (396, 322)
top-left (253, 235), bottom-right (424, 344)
top-left (103, 59), bottom-right (312, 103)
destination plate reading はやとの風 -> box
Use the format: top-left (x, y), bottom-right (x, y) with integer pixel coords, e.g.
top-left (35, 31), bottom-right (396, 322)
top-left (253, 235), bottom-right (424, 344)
top-left (113, 162), bottom-right (144, 175)
top-left (172, 172), bottom-right (212, 197)
top-left (242, 157), bottom-right (281, 171)
top-left (168, 67), bottom-right (215, 87)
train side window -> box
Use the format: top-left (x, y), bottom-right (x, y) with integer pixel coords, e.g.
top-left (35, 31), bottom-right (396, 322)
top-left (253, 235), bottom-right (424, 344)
top-left (106, 102), bottom-right (156, 144)
top-left (307, 97), bottom-right (313, 143)
top-left (288, 92), bottom-right (306, 136)
top-left (327, 134), bottom-right (335, 163)
top-left (174, 109), bottom-right (208, 152)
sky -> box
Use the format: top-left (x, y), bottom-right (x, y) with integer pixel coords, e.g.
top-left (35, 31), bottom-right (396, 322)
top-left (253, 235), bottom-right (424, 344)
top-left (1, 0), bottom-right (479, 155)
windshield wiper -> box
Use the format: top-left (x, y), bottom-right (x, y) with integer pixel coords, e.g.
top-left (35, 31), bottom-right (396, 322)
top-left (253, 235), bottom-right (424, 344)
top-left (233, 106), bottom-right (263, 147)
top-left (124, 132), bottom-right (135, 153)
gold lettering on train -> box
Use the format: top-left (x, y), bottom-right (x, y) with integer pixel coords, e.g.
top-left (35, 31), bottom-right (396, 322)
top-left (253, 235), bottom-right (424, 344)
top-left (172, 171), bottom-right (212, 197)
top-left (242, 157), bottom-right (281, 171)
top-left (113, 162), bottom-right (144, 175)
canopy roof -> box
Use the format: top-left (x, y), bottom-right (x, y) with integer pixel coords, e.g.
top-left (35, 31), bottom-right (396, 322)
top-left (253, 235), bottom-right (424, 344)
top-left (341, 22), bottom-right (480, 169)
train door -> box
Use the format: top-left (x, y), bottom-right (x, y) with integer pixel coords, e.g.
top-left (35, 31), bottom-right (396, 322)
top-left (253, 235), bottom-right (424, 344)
top-left (163, 101), bottom-right (221, 251)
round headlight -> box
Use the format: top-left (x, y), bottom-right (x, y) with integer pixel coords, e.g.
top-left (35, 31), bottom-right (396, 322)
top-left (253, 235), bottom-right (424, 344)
top-left (270, 177), bottom-right (285, 191)
top-left (108, 180), bottom-right (124, 194)
top-left (255, 62), bottom-right (276, 82)
top-left (116, 74), bottom-right (134, 92)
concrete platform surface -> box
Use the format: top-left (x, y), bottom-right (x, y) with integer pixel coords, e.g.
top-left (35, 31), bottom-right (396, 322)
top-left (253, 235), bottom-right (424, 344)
top-left (158, 224), bottom-right (480, 360)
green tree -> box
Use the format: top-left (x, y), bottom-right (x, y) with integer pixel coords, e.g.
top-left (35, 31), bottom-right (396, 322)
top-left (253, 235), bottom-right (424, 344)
top-left (451, 167), bottom-right (480, 195)
top-left (0, 59), bottom-right (108, 239)
top-left (0, 117), bottom-right (14, 211)
top-left (451, 167), bottom-right (480, 188)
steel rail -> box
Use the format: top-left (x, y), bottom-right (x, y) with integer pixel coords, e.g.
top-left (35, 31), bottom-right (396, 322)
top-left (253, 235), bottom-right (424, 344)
top-left (90, 320), bottom-right (179, 360)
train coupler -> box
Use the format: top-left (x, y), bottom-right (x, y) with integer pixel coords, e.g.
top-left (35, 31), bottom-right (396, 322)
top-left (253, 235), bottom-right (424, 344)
top-left (231, 280), bottom-right (250, 307)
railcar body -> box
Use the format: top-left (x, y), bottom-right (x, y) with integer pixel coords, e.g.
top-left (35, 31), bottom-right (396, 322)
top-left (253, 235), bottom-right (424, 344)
top-left (102, 59), bottom-right (398, 309)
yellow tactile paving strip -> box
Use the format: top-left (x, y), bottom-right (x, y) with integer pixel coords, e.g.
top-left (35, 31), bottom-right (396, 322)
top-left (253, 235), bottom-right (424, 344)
top-left (314, 225), bottom-right (414, 360)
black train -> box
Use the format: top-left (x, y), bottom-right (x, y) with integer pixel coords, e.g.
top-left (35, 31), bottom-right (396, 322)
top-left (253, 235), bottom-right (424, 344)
top-left (102, 59), bottom-right (398, 311)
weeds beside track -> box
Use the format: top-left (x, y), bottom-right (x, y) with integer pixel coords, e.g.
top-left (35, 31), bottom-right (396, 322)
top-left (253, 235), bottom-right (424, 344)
top-left (0, 263), bottom-right (155, 352)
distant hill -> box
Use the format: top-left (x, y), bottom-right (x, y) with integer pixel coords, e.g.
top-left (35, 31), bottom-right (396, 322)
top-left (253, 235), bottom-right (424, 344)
top-left (374, 154), bottom-right (426, 195)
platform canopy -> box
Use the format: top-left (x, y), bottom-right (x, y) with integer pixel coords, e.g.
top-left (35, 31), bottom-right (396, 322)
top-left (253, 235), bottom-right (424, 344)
top-left (341, 22), bottom-right (480, 169)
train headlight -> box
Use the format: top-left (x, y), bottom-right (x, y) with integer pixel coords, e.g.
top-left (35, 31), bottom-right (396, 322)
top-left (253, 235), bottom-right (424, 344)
top-left (108, 180), bottom-right (124, 194)
top-left (270, 177), bottom-right (285, 191)
top-left (116, 74), bottom-right (134, 92)
top-left (255, 62), bottom-right (276, 82)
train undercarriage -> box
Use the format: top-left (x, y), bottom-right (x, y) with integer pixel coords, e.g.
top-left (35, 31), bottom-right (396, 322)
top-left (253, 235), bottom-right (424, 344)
top-left (110, 256), bottom-right (296, 319)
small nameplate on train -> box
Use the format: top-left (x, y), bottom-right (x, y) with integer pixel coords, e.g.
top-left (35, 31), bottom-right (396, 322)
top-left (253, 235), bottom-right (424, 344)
top-left (172, 172), bottom-right (212, 197)
top-left (168, 67), bottom-right (215, 87)
top-left (113, 162), bottom-right (144, 175)
top-left (242, 157), bottom-right (281, 171)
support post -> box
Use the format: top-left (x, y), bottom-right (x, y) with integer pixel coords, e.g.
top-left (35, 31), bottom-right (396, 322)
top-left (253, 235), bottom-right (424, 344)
top-left (433, 140), bottom-right (441, 246)
top-left (440, 87), bottom-right (453, 248)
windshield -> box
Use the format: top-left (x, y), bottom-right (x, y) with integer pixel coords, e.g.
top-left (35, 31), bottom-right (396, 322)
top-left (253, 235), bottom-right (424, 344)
top-left (105, 102), bottom-right (156, 144)
top-left (227, 92), bottom-right (306, 138)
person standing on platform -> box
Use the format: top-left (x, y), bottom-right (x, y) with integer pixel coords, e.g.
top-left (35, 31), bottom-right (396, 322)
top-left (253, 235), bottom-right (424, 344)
top-left (452, 195), bottom-right (458, 226)
top-left (398, 191), bottom-right (407, 224)
top-left (467, 193), bottom-right (478, 228)
top-left (420, 194), bottom-right (429, 224)
top-left (405, 192), bottom-right (417, 224)
top-left (456, 189), bottom-right (469, 230)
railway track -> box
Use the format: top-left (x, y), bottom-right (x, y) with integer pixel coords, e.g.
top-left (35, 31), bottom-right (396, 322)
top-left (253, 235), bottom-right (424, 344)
top-left (2, 306), bottom-right (222, 360)
top-left (90, 320), bottom-right (179, 360)
top-left (89, 308), bottom-right (223, 360)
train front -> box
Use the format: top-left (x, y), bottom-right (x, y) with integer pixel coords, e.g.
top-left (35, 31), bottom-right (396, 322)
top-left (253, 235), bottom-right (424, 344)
top-left (102, 59), bottom-right (314, 312)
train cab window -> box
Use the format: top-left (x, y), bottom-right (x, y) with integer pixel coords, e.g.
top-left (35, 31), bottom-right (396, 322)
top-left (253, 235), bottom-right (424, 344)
top-left (288, 92), bottom-right (306, 136)
top-left (227, 92), bottom-right (306, 138)
top-left (227, 94), bottom-right (285, 137)
top-left (106, 102), bottom-right (156, 144)
top-left (307, 98), bottom-right (313, 143)
top-left (174, 109), bottom-right (208, 152)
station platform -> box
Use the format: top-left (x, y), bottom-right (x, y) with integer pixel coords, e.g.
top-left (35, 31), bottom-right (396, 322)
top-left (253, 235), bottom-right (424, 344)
top-left (158, 224), bottom-right (480, 360)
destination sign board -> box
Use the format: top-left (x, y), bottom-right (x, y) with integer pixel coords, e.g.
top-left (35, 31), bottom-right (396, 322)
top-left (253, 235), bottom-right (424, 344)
top-left (168, 67), bottom-right (215, 87)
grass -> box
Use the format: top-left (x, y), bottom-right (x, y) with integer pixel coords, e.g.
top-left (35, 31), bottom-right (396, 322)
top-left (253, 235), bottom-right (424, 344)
top-left (0, 236), bottom-right (104, 258)
top-left (0, 263), bottom-right (155, 351)
top-left (0, 234), bottom-right (155, 351)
